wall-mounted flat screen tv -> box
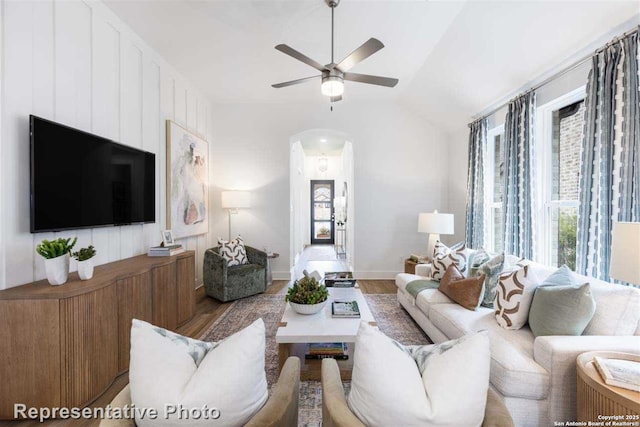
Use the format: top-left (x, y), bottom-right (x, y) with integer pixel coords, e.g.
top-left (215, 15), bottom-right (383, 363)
top-left (30, 115), bottom-right (155, 232)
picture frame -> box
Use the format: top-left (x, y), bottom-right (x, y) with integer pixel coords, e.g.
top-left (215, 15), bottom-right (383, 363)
top-left (166, 120), bottom-right (209, 239)
top-left (162, 230), bottom-right (175, 246)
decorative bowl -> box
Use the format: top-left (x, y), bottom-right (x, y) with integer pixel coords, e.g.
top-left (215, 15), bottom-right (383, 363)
top-left (289, 300), bottom-right (328, 315)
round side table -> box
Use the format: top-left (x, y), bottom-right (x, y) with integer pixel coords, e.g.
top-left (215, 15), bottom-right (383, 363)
top-left (266, 252), bottom-right (279, 286)
top-left (576, 351), bottom-right (640, 422)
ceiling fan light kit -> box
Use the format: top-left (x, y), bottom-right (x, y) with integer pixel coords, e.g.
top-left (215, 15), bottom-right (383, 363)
top-left (272, 0), bottom-right (398, 103)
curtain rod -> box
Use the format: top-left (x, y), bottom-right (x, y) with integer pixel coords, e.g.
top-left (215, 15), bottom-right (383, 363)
top-left (468, 25), bottom-right (640, 128)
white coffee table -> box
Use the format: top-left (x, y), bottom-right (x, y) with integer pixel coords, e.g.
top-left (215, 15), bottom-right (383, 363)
top-left (276, 286), bottom-right (376, 380)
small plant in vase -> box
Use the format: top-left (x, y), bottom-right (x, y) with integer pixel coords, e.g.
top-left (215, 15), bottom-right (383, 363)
top-left (72, 246), bottom-right (97, 280)
top-left (285, 276), bottom-right (329, 315)
top-left (36, 237), bottom-right (77, 285)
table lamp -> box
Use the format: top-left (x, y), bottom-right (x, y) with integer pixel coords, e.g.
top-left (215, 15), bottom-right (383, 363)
top-left (221, 191), bottom-right (251, 240)
top-left (418, 211), bottom-right (454, 258)
top-left (610, 221), bottom-right (640, 284)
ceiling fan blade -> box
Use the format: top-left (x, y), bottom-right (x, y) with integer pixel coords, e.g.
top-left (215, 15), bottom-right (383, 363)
top-left (275, 44), bottom-right (328, 72)
top-left (330, 95), bottom-right (342, 103)
top-left (343, 72), bottom-right (399, 88)
top-left (272, 75), bottom-right (321, 88)
top-left (335, 38), bottom-right (384, 72)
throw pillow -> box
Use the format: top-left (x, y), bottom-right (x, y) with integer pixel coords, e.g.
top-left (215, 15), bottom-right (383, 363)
top-left (218, 235), bottom-right (249, 266)
top-left (528, 282), bottom-right (597, 336)
top-left (494, 265), bottom-right (540, 330)
top-left (469, 252), bottom-right (507, 308)
top-left (438, 264), bottom-right (486, 311)
top-left (431, 241), bottom-right (474, 280)
top-left (129, 318), bottom-right (268, 426)
top-left (348, 322), bottom-right (490, 427)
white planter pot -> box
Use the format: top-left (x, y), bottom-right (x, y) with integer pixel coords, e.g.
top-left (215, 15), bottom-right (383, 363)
top-left (44, 254), bottom-right (70, 286)
top-left (77, 259), bottom-right (94, 280)
top-left (289, 300), bottom-right (328, 315)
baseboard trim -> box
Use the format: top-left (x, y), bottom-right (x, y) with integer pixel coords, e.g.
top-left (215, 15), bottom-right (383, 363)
top-left (273, 271), bottom-right (292, 281)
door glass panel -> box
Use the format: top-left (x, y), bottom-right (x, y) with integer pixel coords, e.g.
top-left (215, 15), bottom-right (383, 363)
top-left (314, 222), bottom-right (331, 240)
top-left (311, 181), bottom-right (334, 243)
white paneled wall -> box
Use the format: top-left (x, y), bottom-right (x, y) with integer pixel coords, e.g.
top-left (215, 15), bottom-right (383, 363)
top-left (0, 0), bottom-right (213, 290)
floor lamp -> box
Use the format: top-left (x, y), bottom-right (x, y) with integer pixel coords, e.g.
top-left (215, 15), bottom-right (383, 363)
top-left (221, 191), bottom-right (251, 240)
top-left (610, 221), bottom-right (640, 285)
top-left (418, 211), bottom-right (454, 258)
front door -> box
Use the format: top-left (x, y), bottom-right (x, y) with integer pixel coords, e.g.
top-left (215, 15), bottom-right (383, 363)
top-left (310, 180), bottom-right (334, 244)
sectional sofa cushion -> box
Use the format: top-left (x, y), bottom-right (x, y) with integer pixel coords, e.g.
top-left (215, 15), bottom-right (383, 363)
top-left (438, 265), bottom-right (485, 310)
top-left (129, 318), bottom-right (268, 427)
top-left (348, 322), bottom-right (490, 427)
top-left (529, 282), bottom-right (596, 337)
top-left (427, 303), bottom-right (549, 400)
top-left (494, 265), bottom-right (540, 330)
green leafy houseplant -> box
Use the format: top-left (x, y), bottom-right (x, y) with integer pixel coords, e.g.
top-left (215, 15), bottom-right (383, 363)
top-left (36, 237), bottom-right (77, 259)
top-left (285, 276), bottom-right (329, 305)
top-left (72, 245), bottom-right (96, 262)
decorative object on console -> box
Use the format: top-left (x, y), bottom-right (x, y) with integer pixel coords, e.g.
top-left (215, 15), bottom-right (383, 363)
top-left (438, 264), bottom-right (485, 311)
top-left (72, 245), bottom-right (96, 280)
top-left (528, 269), bottom-right (596, 337)
top-left (129, 318), bottom-right (268, 427)
top-left (166, 120), bottom-right (209, 239)
top-left (610, 221), bottom-right (640, 285)
top-left (36, 237), bottom-right (77, 285)
top-left (593, 355), bottom-right (640, 392)
top-left (285, 276), bottom-right (329, 315)
top-left (431, 241), bottom-right (473, 280)
top-left (347, 322), bottom-right (490, 426)
top-left (161, 229), bottom-right (175, 246)
top-left (494, 265), bottom-right (540, 330)
top-left (147, 244), bottom-right (185, 257)
top-left (221, 190), bottom-right (251, 240)
top-left (418, 211), bottom-right (454, 258)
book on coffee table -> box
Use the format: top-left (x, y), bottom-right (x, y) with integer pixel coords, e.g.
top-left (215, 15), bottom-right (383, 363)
top-left (332, 301), bottom-right (360, 318)
top-left (306, 343), bottom-right (349, 360)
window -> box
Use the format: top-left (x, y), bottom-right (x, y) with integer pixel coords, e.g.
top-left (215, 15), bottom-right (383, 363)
top-left (485, 125), bottom-right (505, 253)
top-left (536, 88), bottom-right (585, 268)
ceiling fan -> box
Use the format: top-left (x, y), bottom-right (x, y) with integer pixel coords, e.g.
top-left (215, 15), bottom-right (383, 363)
top-left (271, 0), bottom-right (399, 103)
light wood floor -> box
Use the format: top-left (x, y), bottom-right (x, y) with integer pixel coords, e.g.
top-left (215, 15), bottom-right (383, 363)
top-left (1, 279), bottom-right (395, 426)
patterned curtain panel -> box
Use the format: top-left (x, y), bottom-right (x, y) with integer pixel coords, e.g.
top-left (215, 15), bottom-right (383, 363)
top-left (577, 30), bottom-right (640, 281)
top-left (465, 119), bottom-right (487, 248)
top-left (502, 92), bottom-right (536, 259)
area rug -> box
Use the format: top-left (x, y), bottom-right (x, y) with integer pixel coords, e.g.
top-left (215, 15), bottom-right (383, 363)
top-left (199, 293), bottom-right (431, 426)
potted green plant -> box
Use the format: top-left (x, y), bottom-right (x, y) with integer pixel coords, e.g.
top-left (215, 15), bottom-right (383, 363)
top-left (72, 245), bottom-right (97, 280)
top-left (36, 237), bottom-right (77, 285)
top-left (285, 276), bottom-right (329, 315)
top-left (318, 226), bottom-right (331, 238)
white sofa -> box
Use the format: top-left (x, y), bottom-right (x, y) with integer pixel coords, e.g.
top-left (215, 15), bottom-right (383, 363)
top-left (396, 262), bottom-right (640, 427)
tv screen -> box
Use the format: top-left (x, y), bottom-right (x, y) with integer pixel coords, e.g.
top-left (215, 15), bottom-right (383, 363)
top-left (30, 115), bottom-right (155, 232)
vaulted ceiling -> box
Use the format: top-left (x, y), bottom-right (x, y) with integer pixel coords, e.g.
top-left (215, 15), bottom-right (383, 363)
top-left (105, 0), bottom-right (640, 131)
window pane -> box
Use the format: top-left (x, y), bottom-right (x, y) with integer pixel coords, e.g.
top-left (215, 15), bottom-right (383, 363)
top-left (550, 206), bottom-right (578, 269)
top-left (493, 135), bottom-right (503, 203)
top-left (314, 222), bottom-right (331, 240)
top-left (552, 100), bottom-right (584, 201)
top-left (492, 207), bottom-right (503, 253)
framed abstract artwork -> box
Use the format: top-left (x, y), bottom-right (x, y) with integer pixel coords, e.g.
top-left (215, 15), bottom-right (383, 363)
top-left (166, 120), bottom-right (209, 239)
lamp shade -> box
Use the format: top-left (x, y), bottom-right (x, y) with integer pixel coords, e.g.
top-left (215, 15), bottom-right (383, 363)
top-left (418, 212), bottom-right (454, 234)
top-left (221, 191), bottom-right (251, 209)
top-left (610, 221), bottom-right (640, 284)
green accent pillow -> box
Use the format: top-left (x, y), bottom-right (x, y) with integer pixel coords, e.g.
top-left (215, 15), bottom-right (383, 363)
top-left (528, 282), bottom-right (596, 337)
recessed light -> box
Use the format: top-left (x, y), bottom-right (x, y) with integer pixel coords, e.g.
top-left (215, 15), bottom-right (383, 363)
top-left (320, 138), bottom-right (327, 143)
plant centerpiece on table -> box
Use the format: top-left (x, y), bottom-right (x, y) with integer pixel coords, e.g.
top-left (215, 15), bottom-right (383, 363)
top-left (36, 237), bottom-right (77, 286)
top-left (285, 276), bottom-right (330, 315)
top-left (72, 245), bottom-right (97, 281)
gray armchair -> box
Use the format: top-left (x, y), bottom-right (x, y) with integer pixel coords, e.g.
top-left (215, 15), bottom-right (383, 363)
top-left (204, 245), bottom-right (268, 302)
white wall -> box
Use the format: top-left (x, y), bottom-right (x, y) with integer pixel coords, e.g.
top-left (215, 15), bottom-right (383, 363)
top-left (0, 0), bottom-right (213, 290)
top-left (209, 101), bottom-right (449, 279)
